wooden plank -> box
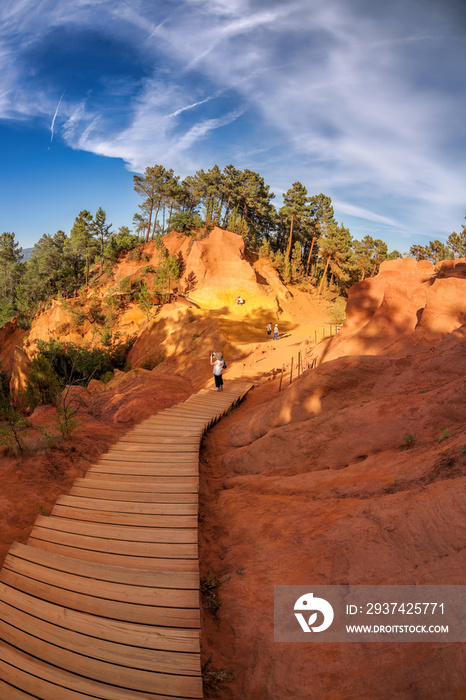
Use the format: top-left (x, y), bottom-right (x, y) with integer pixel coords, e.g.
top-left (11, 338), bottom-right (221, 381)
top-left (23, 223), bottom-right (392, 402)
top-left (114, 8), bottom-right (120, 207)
top-left (0, 643), bottom-right (203, 699)
top-left (72, 477), bottom-right (198, 493)
top-left (27, 540), bottom-right (199, 572)
top-left (85, 472), bottom-right (199, 484)
top-left (160, 410), bottom-right (220, 419)
top-left (27, 529), bottom-right (197, 559)
top-left (0, 680), bottom-right (34, 700)
top-left (9, 543), bottom-right (199, 590)
top-left (108, 440), bottom-right (199, 455)
top-left (87, 464), bottom-right (198, 476)
top-left (0, 583), bottom-right (200, 653)
top-left (108, 443), bottom-right (199, 453)
top-left (118, 435), bottom-right (200, 443)
top-left (142, 414), bottom-right (208, 423)
top-left (99, 452), bottom-right (198, 463)
top-left (0, 570), bottom-right (200, 628)
top-left (3, 555), bottom-right (199, 609)
top-left (125, 426), bottom-right (200, 435)
top-left (118, 436), bottom-right (199, 445)
top-left (125, 426), bottom-right (207, 440)
top-left (33, 515), bottom-right (198, 544)
top-left (140, 419), bottom-right (209, 428)
top-left (0, 602), bottom-right (201, 677)
top-left (51, 504), bottom-right (198, 528)
top-left (0, 625), bottom-right (202, 696)
top-left (55, 495), bottom-right (198, 515)
top-left (68, 486), bottom-right (198, 503)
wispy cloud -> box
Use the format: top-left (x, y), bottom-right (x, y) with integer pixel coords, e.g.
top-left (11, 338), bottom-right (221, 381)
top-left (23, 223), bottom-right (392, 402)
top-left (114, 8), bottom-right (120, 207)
top-left (332, 201), bottom-right (400, 228)
top-left (50, 90), bottom-right (64, 143)
top-left (0, 0), bottom-right (465, 247)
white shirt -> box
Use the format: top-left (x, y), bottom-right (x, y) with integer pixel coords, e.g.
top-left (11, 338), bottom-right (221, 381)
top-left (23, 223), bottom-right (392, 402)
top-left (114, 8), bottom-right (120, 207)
top-left (212, 360), bottom-right (223, 376)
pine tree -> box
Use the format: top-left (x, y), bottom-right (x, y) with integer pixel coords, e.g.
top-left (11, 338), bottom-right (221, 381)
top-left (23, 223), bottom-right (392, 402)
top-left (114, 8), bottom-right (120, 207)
top-left (291, 241), bottom-right (304, 281)
top-left (93, 207), bottom-right (112, 269)
top-left (279, 182), bottom-right (309, 260)
top-left (306, 194), bottom-right (335, 276)
top-left (0, 232), bottom-right (23, 324)
top-left (69, 210), bottom-right (96, 286)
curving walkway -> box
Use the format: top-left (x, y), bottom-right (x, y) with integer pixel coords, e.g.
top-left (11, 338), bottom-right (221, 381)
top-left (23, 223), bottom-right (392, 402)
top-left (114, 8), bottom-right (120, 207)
top-left (0, 381), bottom-right (253, 700)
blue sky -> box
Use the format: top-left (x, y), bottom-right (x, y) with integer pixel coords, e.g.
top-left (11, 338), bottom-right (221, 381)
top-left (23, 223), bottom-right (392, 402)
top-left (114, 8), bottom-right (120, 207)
top-left (0, 0), bottom-right (465, 253)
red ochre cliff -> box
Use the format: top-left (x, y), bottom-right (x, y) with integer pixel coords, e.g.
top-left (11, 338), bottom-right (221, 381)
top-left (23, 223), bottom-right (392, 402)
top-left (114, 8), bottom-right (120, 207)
top-left (198, 256), bottom-right (466, 699)
top-left (0, 234), bottom-right (465, 698)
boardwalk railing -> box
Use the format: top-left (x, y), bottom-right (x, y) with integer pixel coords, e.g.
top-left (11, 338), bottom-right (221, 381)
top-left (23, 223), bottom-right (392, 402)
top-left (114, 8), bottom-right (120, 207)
top-left (0, 380), bottom-right (253, 700)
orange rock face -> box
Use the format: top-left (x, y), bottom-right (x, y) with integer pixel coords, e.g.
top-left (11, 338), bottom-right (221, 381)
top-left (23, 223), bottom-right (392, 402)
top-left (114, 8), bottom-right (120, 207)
top-left (0, 317), bottom-right (28, 374)
top-left (198, 259), bottom-right (466, 699)
top-left (317, 257), bottom-right (466, 363)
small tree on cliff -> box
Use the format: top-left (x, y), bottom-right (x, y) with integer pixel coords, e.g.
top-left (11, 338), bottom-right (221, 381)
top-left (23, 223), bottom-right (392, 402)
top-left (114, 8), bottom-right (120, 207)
top-left (69, 210), bottom-right (97, 286)
top-left (0, 232), bottom-right (23, 324)
top-left (92, 207), bottom-right (113, 269)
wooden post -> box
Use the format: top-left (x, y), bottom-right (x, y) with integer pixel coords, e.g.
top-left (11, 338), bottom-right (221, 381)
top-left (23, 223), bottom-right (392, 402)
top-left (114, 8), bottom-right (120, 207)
top-left (279, 364), bottom-right (284, 392)
top-left (314, 330), bottom-right (317, 343)
top-left (290, 357), bottom-right (294, 384)
top-left (298, 351), bottom-right (301, 378)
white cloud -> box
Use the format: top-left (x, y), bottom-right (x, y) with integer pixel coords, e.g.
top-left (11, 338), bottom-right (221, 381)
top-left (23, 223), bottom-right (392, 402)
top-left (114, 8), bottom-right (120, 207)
top-left (0, 0), bottom-right (465, 247)
top-left (332, 201), bottom-right (400, 227)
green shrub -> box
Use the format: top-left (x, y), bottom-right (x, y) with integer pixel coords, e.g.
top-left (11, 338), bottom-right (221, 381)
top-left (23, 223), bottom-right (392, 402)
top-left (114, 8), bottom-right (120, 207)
top-left (202, 654), bottom-right (234, 692)
top-left (437, 428), bottom-right (451, 442)
top-left (327, 298), bottom-right (346, 325)
top-left (403, 432), bottom-right (417, 448)
top-left (140, 356), bottom-right (164, 371)
top-left (118, 276), bottom-right (132, 294)
top-left (34, 338), bottom-right (134, 387)
top-left (168, 212), bottom-right (203, 234)
top-left (26, 355), bottom-right (61, 409)
top-left (101, 323), bottom-right (112, 347)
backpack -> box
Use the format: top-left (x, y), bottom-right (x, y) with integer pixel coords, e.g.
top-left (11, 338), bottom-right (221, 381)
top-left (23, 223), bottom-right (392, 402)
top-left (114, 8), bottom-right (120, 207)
top-left (223, 361), bottom-right (227, 369)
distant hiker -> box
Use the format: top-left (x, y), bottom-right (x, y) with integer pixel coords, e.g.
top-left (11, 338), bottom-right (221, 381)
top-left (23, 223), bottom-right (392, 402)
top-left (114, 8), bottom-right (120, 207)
top-left (266, 322), bottom-right (272, 340)
top-left (210, 352), bottom-right (224, 392)
top-left (273, 324), bottom-right (279, 340)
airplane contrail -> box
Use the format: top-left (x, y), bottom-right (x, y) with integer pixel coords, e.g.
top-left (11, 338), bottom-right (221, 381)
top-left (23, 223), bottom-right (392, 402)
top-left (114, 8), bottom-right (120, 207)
top-left (50, 91), bottom-right (65, 143)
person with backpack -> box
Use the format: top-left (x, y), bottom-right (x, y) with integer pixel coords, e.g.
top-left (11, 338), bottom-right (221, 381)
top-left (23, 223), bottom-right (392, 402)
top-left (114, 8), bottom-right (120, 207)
top-left (210, 352), bottom-right (226, 391)
top-left (273, 324), bottom-right (279, 340)
top-left (266, 322), bottom-right (272, 340)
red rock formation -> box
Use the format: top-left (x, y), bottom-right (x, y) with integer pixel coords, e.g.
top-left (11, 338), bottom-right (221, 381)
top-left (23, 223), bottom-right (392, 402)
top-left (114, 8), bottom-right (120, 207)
top-left (316, 257), bottom-right (466, 363)
top-left (0, 317), bottom-right (28, 374)
top-left (197, 260), bottom-right (466, 699)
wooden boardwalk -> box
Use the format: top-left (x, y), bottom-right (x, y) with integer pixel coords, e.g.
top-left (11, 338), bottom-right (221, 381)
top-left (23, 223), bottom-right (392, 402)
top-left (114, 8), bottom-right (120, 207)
top-left (0, 381), bottom-right (253, 700)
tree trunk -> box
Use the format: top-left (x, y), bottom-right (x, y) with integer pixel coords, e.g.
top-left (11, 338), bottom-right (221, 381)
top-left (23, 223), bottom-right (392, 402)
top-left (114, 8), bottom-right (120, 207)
top-left (145, 203), bottom-right (154, 244)
top-left (317, 257), bottom-right (330, 295)
top-left (305, 235), bottom-right (316, 275)
top-left (168, 203), bottom-right (174, 231)
top-left (151, 205), bottom-right (161, 239)
top-left (222, 197), bottom-right (231, 228)
top-left (285, 215), bottom-right (294, 259)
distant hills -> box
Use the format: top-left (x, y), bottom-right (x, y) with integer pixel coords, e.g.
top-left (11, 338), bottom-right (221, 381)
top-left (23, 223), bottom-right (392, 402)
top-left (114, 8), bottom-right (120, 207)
top-left (21, 248), bottom-right (34, 262)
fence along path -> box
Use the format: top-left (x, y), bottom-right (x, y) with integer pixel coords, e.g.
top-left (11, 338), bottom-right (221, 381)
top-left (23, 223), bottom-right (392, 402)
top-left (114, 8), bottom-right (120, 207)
top-left (0, 380), bottom-right (253, 700)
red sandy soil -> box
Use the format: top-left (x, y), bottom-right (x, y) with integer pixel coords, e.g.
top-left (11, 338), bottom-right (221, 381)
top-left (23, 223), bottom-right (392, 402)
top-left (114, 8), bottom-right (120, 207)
top-left (1, 235), bottom-right (465, 698)
top-left (197, 257), bottom-right (466, 699)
